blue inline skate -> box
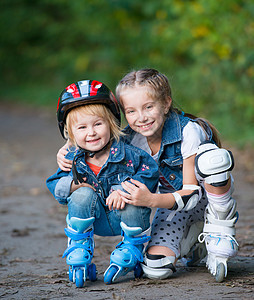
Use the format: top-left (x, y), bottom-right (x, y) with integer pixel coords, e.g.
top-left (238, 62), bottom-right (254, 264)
top-left (104, 222), bottom-right (151, 284)
top-left (62, 215), bottom-right (97, 288)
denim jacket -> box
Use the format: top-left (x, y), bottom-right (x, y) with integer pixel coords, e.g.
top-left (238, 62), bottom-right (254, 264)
top-left (123, 111), bottom-right (213, 191)
top-left (46, 139), bottom-right (159, 205)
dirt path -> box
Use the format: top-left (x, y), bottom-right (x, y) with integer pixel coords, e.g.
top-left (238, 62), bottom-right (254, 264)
top-left (0, 104), bottom-right (253, 300)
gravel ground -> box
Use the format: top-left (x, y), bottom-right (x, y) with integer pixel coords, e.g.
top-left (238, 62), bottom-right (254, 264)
top-left (0, 104), bottom-right (253, 300)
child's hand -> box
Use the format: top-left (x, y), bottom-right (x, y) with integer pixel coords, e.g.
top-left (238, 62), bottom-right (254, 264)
top-left (70, 178), bottom-right (96, 193)
top-left (119, 179), bottom-right (153, 207)
top-left (57, 142), bottom-right (73, 172)
top-left (106, 191), bottom-right (126, 211)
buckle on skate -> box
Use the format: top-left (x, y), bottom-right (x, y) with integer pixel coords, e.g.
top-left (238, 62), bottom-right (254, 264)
top-left (62, 243), bottom-right (93, 258)
top-left (64, 228), bottom-right (94, 241)
top-left (121, 230), bottom-right (151, 245)
top-left (115, 241), bottom-right (144, 262)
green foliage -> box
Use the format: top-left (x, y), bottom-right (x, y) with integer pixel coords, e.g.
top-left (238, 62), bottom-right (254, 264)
top-left (0, 0), bottom-right (253, 146)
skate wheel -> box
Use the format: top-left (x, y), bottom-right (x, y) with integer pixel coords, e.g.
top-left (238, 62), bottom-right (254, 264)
top-left (88, 263), bottom-right (97, 282)
top-left (104, 265), bottom-right (118, 285)
top-left (69, 266), bottom-right (74, 282)
top-left (75, 268), bottom-right (84, 288)
top-left (215, 263), bottom-right (225, 283)
top-left (134, 263), bottom-right (143, 278)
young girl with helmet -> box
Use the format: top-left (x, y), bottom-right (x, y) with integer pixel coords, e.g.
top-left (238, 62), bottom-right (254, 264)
top-left (56, 70), bottom-right (238, 283)
top-left (46, 79), bottom-right (159, 287)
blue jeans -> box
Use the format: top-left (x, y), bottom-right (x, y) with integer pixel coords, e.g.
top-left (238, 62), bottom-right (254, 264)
top-left (67, 187), bottom-right (151, 236)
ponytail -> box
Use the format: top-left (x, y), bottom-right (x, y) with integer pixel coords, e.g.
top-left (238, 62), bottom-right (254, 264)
top-left (172, 108), bottom-right (222, 148)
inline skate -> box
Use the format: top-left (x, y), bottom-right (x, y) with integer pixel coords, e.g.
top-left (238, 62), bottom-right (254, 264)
top-left (198, 200), bottom-right (238, 282)
top-left (62, 215), bottom-right (97, 287)
top-left (195, 141), bottom-right (238, 282)
top-left (104, 222), bottom-right (150, 284)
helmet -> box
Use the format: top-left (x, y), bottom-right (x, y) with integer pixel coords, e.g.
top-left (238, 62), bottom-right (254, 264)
top-left (57, 80), bottom-right (121, 138)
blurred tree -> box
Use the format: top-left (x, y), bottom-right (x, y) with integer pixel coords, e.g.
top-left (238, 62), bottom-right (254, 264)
top-left (0, 0), bottom-right (253, 145)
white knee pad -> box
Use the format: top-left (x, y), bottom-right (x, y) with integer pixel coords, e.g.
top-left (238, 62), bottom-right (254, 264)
top-left (195, 142), bottom-right (234, 187)
top-left (142, 254), bottom-right (176, 279)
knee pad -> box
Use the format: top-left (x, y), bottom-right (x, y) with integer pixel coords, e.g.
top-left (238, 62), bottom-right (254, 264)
top-left (195, 142), bottom-right (234, 187)
top-left (142, 254), bottom-right (176, 279)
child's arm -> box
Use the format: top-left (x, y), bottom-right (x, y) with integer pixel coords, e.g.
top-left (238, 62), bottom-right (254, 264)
top-left (70, 179), bottom-right (96, 193)
top-left (119, 154), bottom-right (199, 209)
top-left (47, 148), bottom-right (95, 204)
top-left (120, 122), bottom-right (205, 209)
top-left (46, 168), bottom-right (73, 205)
top-left (119, 180), bottom-right (194, 208)
top-left (46, 168), bottom-right (95, 204)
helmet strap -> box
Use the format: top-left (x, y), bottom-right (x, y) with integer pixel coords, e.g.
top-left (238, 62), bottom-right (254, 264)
top-left (80, 139), bottom-right (111, 158)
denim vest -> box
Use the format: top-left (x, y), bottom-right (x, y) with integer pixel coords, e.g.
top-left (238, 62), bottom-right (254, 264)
top-left (46, 139), bottom-right (159, 204)
top-left (123, 111), bottom-right (213, 191)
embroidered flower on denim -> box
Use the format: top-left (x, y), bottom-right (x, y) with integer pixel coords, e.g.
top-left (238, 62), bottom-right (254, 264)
top-left (111, 147), bottom-right (118, 156)
top-left (126, 160), bottom-right (133, 167)
top-left (141, 164), bottom-right (150, 171)
top-left (92, 181), bottom-right (99, 188)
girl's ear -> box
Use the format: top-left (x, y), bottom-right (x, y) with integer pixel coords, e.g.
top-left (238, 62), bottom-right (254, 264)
top-left (63, 125), bottom-right (69, 140)
top-left (164, 96), bottom-right (172, 114)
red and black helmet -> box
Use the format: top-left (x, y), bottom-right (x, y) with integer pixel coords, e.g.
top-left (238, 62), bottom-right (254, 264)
top-left (57, 80), bottom-right (121, 138)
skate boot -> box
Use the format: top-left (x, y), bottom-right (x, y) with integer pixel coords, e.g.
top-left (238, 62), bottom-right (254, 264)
top-left (104, 222), bottom-right (151, 284)
top-left (62, 215), bottom-right (97, 287)
top-left (198, 200), bottom-right (239, 282)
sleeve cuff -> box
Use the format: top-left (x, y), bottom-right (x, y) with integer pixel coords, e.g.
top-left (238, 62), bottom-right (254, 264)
top-left (110, 184), bottom-right (125, 193)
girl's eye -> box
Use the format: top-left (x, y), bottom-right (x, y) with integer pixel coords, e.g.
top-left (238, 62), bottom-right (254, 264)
top-left (95, 122), bottom-right (102, 126)
top-left (146, 105), bottom-right (153, 110)
top-left (126, 109), bottom-right (134, 114)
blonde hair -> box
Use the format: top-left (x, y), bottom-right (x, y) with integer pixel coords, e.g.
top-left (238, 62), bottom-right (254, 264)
top-left (116, 68), bottom-right (171, 109)
top-left (116, 68), bottom-right (221, 147)
top-left (65, 104), bottom-right (123, 146)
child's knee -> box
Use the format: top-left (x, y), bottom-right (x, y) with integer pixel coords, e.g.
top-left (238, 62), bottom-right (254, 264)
top-left (120, 205), bottom-right (151, 231)
top-left (195, 142), bottom-right (234, 187)
top-left (70, 187), bottom-right (96, 206)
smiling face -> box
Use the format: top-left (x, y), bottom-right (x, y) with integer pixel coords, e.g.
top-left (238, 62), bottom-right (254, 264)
top-left (120, 86), bottom-right (171, 140)
top-left (68, 109), bottom-right (111, 152)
